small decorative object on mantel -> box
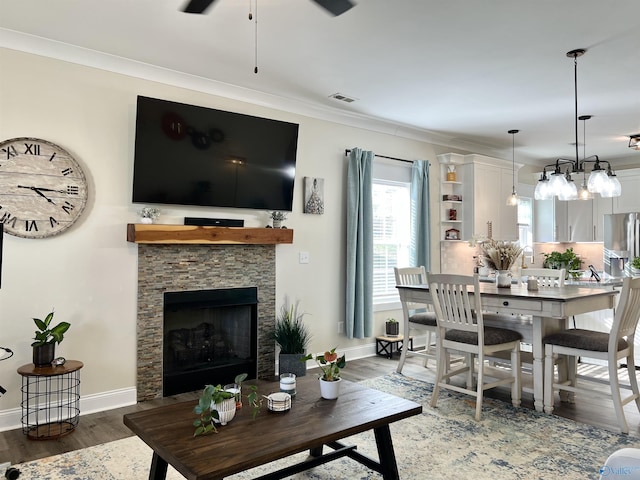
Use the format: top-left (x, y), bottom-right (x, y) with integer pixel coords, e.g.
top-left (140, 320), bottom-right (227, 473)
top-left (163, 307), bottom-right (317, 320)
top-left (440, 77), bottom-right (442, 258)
top-left (385, 318), bottom-right (399, 336)
top-left (31, 310), bottom-right (70, 367)
top-left (267, 211), bottom-right (288, 228)
top-left (138, 207), bottom-right (160, 224)
top-left (302, 347), bottom-right (346, 400)
top-left (480, 239), bottom-right (523, 288)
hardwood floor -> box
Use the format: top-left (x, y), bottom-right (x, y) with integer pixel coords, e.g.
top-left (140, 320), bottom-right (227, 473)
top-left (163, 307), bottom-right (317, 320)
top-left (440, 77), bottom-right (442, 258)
top-left (1, 354), bottom-right (639, 466)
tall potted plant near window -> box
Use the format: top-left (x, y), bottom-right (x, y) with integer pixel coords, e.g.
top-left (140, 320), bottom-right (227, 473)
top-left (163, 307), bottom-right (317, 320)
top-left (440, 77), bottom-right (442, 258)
top-left (271, 299), bottom-right (311, 378)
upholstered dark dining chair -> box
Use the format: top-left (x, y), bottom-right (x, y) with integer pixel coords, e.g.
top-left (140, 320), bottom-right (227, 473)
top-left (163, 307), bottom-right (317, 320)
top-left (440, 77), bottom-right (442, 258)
top-left (543, 277), bottom-right (640, 434)
top-left (428, 273), bottom-right (522, 421)
top-left (394, 266), bottom-right (437, 368)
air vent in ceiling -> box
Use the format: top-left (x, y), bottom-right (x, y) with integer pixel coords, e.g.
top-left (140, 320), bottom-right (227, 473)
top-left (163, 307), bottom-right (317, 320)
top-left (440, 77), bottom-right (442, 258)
top-left (329, 93), bottom-right (357, 103)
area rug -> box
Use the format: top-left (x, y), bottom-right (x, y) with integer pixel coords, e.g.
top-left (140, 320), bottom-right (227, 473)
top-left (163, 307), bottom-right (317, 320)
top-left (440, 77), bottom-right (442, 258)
top-left (12, 373), bottom-right (640, 480)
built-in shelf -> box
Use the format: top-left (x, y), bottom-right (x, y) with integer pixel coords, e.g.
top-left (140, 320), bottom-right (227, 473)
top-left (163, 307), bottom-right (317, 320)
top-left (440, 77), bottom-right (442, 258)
top-left (126, 224), bottom-right (294, 245)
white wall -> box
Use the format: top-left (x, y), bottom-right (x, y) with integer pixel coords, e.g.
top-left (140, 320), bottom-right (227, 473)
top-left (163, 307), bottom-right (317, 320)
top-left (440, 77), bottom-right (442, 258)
top-left (0, 47), bottom-right (451, 426)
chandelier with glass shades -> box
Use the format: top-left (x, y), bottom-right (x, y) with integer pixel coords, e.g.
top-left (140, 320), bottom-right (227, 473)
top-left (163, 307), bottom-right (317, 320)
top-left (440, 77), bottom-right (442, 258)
top-left (534, 49), bottom-right (621, 201)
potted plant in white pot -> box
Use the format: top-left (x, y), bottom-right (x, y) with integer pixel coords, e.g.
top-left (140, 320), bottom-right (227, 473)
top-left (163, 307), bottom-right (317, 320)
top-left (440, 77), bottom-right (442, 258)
top-left (271, 299), bottom-right (311, 378)
top-left (193, 373), bottom-right (261, 436)
top-left (268, 211), bottom-right (287, 229)
top-left (302, 347), bottom-right (346, 400)
top-left (31, 310), bottom-right (70, 367)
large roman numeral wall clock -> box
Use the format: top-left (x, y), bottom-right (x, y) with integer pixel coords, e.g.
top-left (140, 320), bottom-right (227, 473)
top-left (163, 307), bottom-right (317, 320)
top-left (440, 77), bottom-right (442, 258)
top-left (0, 137), bottom-right (89, 239)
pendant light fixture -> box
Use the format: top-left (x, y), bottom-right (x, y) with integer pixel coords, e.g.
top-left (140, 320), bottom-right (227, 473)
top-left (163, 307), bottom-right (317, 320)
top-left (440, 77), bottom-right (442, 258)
top-left (506, 129), bottom-right (519, 206)
top-left (534, 48), bottom-right (621, 200)
top-left (577, 115), bottom-right (594, 201)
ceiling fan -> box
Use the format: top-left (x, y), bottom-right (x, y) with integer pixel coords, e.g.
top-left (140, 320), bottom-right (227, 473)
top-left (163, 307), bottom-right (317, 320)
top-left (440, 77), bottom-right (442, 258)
top-left (182, 0), bottom-right (356, 16)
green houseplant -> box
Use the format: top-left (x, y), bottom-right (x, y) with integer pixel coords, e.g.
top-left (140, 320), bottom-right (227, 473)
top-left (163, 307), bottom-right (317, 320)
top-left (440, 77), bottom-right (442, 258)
top-left (385, 317), bottom-right (399, 336)
top-left (31, 310), bottom-right (70, 366)
top-left (543, 248), bottom-right (582, 280)
top-left (193, 373), bottom-right (260, 436)
top-left (272, 299), bottom-right (311, 378)
top-left (302, 348), bottom-right (346, 400)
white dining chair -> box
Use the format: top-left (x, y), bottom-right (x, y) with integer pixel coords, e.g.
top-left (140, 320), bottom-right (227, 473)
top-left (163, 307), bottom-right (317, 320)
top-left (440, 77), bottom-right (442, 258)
top-left (543, 277), bottom-right (640, 434)
top-left (394, 266), bottom-right (437, 368)
top-left (428, 273), bottom-right (522, 421)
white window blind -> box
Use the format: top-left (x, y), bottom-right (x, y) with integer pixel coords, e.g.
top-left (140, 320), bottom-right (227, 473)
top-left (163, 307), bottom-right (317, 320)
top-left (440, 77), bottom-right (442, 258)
top-left (372, 179), bottom-right (411, 303)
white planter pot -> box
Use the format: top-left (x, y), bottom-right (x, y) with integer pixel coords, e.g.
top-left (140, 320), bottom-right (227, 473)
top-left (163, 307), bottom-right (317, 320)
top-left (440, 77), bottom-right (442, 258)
top-left (496, 270), bottom-right (512, 288)
top-left (211, 398), bottom-right (237, 425)
top-left (140, 217), bottom-right (153, 224)
top-left (319, 378), bottom-right (341, 400)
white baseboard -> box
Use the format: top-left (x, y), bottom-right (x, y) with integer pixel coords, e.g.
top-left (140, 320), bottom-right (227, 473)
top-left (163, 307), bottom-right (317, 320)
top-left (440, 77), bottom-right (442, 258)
top-left (0, 387), bottom-right (137, 432)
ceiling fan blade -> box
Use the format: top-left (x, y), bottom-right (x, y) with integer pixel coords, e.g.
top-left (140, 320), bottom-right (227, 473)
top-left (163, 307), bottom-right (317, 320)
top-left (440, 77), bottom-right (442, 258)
top-left (182, 0), bottom-right (217, 14)
top-left (312, 0), bottom-right (356, 16)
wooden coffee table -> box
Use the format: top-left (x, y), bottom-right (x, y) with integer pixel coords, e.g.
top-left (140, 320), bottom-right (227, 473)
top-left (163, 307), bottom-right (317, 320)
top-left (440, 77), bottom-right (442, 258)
top-left (123, 375), bottom-right (422, 480)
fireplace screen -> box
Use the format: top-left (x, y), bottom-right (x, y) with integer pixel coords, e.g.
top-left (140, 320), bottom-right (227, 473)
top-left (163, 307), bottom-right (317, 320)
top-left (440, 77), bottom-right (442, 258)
top-left (163, 287), bottom-right (258, 396)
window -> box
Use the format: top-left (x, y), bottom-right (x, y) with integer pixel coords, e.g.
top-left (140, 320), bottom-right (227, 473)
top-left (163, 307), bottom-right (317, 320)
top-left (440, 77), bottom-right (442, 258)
top-left (372, 179), bottom-right (411, 305)
top-left (517, 196), bottom-right (533, 248)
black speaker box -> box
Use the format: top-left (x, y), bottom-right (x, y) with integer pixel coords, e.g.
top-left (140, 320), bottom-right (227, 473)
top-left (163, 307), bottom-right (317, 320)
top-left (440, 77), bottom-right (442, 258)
top-left (184, 217), bottom-right (244, 227)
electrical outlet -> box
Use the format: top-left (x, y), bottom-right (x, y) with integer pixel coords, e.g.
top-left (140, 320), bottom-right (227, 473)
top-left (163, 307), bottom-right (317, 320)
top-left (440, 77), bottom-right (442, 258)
top-left (299, 251), bottom-right (310, 264)
top-left (337, 322), bottom-right (345, 334)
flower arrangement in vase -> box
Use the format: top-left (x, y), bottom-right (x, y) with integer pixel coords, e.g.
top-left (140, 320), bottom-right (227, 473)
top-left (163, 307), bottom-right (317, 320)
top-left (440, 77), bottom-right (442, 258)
top-left (268, 211), bottom-right (288, 228)
top-left (302, 348), bottom-right (346, 399)
top-left (138, 207), bottom-right (160, 224)
top-left (480, 239), bottom-right (523, 288)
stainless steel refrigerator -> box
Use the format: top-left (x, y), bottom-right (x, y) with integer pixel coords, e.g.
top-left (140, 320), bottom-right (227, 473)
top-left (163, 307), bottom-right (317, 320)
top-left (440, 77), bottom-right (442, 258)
top-left (604, 213), bottom-right (640, 277)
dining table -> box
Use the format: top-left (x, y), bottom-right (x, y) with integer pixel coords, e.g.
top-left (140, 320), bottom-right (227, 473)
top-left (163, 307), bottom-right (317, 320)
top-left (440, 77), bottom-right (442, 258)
top-left (396, 282), bottom-right (619, 412)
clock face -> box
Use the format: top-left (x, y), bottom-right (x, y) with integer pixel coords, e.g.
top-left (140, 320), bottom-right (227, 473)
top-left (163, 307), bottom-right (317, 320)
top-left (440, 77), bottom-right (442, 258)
top-left (0, 137), bottom-right (89, 239)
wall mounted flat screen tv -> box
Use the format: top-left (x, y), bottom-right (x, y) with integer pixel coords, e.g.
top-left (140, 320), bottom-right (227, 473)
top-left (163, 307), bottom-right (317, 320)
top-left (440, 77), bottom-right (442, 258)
top-left (132, 96), bottom-right (299, 211)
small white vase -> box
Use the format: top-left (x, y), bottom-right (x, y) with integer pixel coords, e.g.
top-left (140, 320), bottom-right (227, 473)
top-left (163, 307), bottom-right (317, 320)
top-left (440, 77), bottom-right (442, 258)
top-left (496, 270), bottom-right (512, 288)
top-left (212, 398), bottom-right (237, 425)
top-left (319, 378), bottom-right (341, 400)
top-left (272, 219), bottom-right (282, 229)
top-left (140, 217), bottom-right (153, 224)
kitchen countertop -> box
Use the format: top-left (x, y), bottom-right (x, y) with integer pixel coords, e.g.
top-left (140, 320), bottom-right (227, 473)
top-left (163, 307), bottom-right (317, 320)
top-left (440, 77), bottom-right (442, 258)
top-left (480, 274), bottom-right (626, 288)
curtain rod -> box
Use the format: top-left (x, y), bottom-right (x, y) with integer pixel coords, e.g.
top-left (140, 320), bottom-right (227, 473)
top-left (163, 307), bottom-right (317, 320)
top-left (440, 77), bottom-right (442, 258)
top-left (344, 149), bottom-right (414, 164)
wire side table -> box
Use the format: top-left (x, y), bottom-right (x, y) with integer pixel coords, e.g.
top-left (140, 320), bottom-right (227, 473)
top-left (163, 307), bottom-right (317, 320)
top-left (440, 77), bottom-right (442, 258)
top-left (17, 360), bottom-right (83, 440)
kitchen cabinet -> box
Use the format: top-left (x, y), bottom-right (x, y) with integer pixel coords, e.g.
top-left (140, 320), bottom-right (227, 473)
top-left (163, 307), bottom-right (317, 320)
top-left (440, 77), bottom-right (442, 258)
top-left (534, 182), bottom-right (613, 242)
top-left (463, 155), bottom-right (519, 241)
top-left (613, 169), bottom-right (640, 214)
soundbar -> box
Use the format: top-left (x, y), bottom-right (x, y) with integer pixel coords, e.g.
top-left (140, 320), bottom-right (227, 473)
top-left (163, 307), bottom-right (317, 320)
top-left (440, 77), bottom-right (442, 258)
top-left (184, 217), bottom-right (245, 227)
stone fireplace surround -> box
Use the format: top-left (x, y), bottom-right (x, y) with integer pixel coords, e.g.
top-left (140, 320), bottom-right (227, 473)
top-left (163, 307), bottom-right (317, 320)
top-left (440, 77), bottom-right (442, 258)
top-left (136, 243), bottom-right (276, 401)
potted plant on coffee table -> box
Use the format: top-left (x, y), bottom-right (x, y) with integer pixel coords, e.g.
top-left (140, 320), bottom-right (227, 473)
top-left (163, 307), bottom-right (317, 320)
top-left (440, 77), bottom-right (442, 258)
top-left (302, 348), bottom-right (346, 400)
top-left (193, 374), bottom-right (261, 436)
top-left (31, 310), bottom-right (70, 367)
top-left (271, 299), bottom-right (311, 378)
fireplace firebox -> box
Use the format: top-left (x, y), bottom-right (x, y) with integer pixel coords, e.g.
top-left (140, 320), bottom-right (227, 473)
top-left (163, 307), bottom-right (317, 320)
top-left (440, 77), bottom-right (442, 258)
top-left (163, 287), bottom-right (258, 396)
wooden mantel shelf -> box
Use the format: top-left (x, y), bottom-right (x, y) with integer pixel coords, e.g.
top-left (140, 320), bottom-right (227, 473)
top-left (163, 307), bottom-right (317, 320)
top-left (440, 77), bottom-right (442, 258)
top-left (126, 224), bottom-right (293, 245)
